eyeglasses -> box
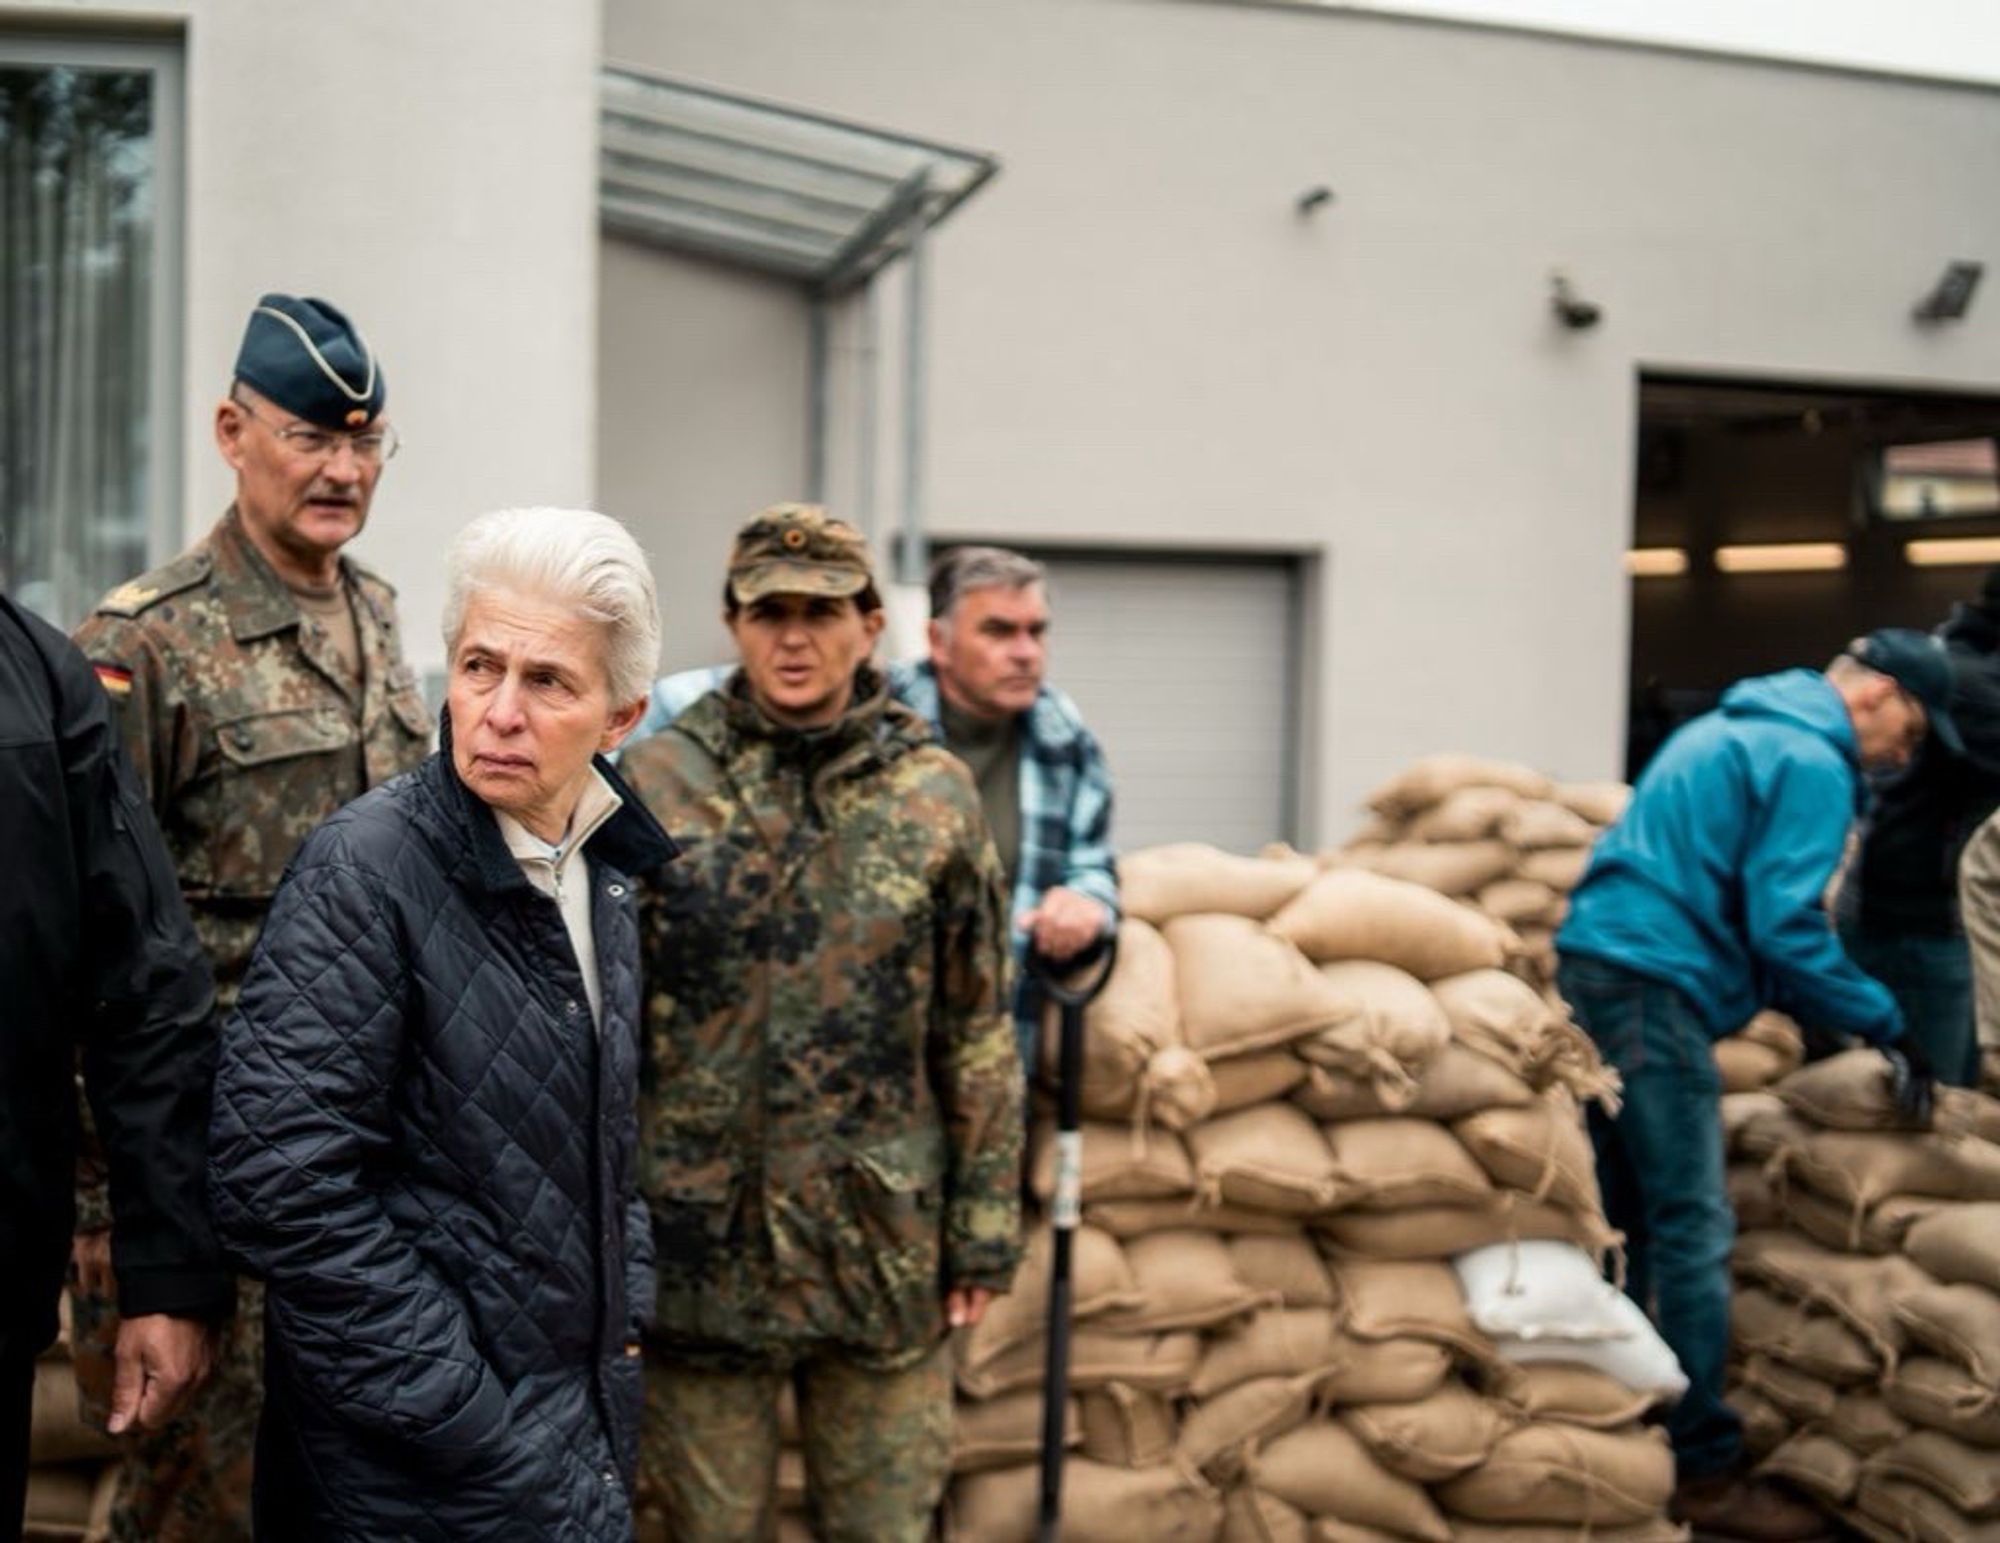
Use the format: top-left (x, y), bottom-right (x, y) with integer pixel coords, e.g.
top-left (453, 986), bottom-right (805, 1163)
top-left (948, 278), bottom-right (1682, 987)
top-left (233, 396), bottom-right (400, 466)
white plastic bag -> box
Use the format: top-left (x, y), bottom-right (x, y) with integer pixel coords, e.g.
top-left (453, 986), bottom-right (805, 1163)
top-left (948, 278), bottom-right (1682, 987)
top-left (1489, 1291), bottom-right (1690, 1400)
top-left (1453, 1240), bottom-right (1631, 1342)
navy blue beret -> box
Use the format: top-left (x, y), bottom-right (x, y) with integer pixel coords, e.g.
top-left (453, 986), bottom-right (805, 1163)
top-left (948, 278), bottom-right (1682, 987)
top-left (232, 293), bottom-right (386, 429)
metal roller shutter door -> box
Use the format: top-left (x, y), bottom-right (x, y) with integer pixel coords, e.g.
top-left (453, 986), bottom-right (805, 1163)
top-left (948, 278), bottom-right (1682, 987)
top-left (1029, 552), bottom-right (1299, 854)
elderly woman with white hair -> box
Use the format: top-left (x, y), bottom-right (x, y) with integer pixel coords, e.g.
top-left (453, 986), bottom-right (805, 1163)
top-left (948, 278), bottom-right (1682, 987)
top-left (208, 508), bottom-right (676, 1541)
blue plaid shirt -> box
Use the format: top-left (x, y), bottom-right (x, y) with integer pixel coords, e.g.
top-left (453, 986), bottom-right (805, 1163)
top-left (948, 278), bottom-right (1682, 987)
top-left (631, 661), bottom-right (1120, 1056)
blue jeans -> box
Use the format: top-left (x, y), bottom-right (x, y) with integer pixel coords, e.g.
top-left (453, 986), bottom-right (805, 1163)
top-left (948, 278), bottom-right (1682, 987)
top-left (1837, 924), bottom-right (1978, 1088)
top-left (1557, 952), bottom-right (1740, 1479)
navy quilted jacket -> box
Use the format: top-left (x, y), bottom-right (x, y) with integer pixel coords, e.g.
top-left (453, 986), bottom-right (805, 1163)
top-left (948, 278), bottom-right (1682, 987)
top-left (209, 741), bottom-right (676, 1540)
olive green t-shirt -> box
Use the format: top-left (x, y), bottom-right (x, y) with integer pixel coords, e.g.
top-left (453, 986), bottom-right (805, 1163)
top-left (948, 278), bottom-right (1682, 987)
top-left (939, 697), bottom-right (1021, 892)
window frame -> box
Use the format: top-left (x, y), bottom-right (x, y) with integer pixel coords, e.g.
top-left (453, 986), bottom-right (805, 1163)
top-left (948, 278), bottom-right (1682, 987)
top-left (0, 28), bottom-right (185, 582)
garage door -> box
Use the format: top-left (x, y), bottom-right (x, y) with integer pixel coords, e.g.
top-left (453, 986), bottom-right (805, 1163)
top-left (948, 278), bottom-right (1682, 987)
top-left (1028, 551), bottom-right (1300, 855)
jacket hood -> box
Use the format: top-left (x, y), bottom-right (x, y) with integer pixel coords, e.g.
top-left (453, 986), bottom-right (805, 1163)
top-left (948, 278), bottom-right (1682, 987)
top-left (1719, 669), bottom-right (1857, 764)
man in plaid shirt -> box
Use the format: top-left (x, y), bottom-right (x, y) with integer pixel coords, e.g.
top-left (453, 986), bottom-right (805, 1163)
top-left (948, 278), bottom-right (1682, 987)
top-left (890, 547), bottom-right (1119, 1060)
top-left (632, 544), bottom-right (1118, 1062)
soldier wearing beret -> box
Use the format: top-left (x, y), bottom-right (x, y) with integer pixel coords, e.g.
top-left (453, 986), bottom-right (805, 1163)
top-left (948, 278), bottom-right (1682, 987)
top-left (621, 505), bottom-right (1024, 1542)
top-left (69, 293), bottom-right (432, 1541)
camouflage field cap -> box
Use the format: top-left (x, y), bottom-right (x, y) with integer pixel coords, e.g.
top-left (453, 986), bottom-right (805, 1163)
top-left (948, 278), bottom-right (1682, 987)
top-left (727, 503), bottom-right (875, 603)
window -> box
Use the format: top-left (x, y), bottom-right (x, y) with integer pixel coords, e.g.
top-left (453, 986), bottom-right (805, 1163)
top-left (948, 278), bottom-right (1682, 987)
top-left (1877, 437), bottom-right (2000, 521)
top-left (0, 35), bottom-right (181, 627)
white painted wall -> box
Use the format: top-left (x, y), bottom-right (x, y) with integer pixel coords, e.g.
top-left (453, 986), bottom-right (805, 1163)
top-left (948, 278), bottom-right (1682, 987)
top-left (7, 0), bottom-right (602, 676)
top-left (602, 0), bottom-right (2000, 837)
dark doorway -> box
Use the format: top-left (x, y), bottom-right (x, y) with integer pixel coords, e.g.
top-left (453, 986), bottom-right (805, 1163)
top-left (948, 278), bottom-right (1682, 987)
top-left (1627, 373), bottom-right (2000, 778)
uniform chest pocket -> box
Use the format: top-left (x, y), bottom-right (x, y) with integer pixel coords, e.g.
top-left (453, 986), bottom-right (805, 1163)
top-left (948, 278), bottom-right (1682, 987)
top-left (205, 706), bottom-right (360, 898)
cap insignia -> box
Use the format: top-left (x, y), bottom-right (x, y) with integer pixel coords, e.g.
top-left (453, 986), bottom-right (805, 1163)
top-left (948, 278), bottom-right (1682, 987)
top-left (782, 527), bottom-right (808, 550)
top-left (345, 408), bottom-right (368, 427)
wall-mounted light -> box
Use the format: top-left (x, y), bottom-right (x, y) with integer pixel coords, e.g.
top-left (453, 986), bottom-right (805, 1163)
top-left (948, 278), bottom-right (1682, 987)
top-left (1550, 271), bottom-right (1601, 330)
top-left (1914, 261), bottom-right (1983, 323)
top-left (1624, 548), bottom-right (1688, 577)
top-left (1906, 537), bottom-right (2000, 567)
top-left (1715, 542), bottom-right (1848, 573)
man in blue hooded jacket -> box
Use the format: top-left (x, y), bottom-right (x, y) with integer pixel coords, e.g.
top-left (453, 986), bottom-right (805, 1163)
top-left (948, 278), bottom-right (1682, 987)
top-left (1557, 628), bottom-right (1957, 1542)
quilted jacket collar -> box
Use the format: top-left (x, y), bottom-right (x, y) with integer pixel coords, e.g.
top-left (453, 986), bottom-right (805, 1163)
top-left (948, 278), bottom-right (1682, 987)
top-left (432, 709), bottom-right (677, 898)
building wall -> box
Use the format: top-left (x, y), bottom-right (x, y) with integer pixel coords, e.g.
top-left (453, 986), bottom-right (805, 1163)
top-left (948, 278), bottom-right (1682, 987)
top-left (5, 0), bottom-right (602, 676)
top-left (602, 0), bottom-right (2000, 837)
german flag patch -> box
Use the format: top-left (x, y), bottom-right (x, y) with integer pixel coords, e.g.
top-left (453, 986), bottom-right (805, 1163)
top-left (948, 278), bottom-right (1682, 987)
top-left (92, 663), bottom-right (134, 698)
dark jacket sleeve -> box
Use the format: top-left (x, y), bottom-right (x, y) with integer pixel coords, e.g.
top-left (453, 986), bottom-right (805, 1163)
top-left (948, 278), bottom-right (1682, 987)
top-left (47, 624), bottom-right (232, 1321)
top-left (208, 855), bottom-right (527, 1473)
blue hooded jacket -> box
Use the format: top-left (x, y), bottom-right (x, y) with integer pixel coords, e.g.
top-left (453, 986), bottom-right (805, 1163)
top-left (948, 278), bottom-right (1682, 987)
top-left (1558, 668), bottom-right (1903, 1045)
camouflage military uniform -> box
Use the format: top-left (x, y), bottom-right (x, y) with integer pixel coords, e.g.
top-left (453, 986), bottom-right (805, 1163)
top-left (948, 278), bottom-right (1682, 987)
top-left (68, 507), bottom-right (431, 1542)
top-left (622, 665), bottom-right (1023, 1543)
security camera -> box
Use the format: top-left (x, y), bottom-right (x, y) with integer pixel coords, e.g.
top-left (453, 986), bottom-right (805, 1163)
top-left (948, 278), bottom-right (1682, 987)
top-left (1550, 273), bottom-right (1602, 331)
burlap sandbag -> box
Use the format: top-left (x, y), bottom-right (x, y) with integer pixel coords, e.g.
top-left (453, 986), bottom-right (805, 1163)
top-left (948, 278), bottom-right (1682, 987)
top-left (1454, 1089), bottom-right (1603, 1215)
top-left (1555, 781), bottom-right (1630, 827)
top-left (1438, 1423), bottom-right (1674, 1526)
top-left (1478, 878), bottom-right (1565, 928)
top-left (1409, 786), bottom-right (1522, 842)
top-left (1896, 1282), bottom-right (2000, 1387)
top-left (1086, 1196), bottom-right (1301, 1239)
top-left (28, 1357), bottom-right (115, 1465)
top-left (1078, 1381), bottom-right (1178, 1468)
top-left (1734, 1101), bottom-right (1815, 1162)
top-left (1728, 1162), bottom-right (1784, 1231)
top-left (1356, 840), bottom-right (1518, 898)
top-left (1189, 1104), bottom-right (1344, 1215)
top-left (1728, 1383), bottom-right (1795, 1459)
top-left (948, 1458), bottom-right (1223, 1543)
top-left (1271, 869), bottom-right (1513, 981)
top-left (1317, 1335), bottom-right (1458, 1406)
top-left (1296, 1044), bottom-right (1536, 1124)
top-left (1715, 1036), bottom-right (1792, 1095)
top-left (1167, 913), bottom-right (1359, 1060)
top-left (1190, 1308), bottom-right (1345, 1400)
top-left (1868, 1428), bottom-right (2000, 1516)
top-left (1772, 1128), bottom-right (2000, 1230)
top-left (957, 1328), bottom-right (1202, 1401)
top-left (1732, 1284), bottom-right (1800, 1357)
top-left (1448, 1525), bottom-right (1687, 1543)
top-left (1732, 1287), bottom-right (1878, 1385)
top-left (954, 1389), bottom-right (1079, 1474)
top-left (1324, 1117), bottom-right (1494, 1211)
top-left (1738, 1354), bottom-right (1839, 1426)
top-left (1733, 1231), bottom-right (1930, 1364)
top-left (1885, 1356), bottom-right (2000, 1444)
top-left (1501, 801), bottom-right (1597, 852)
top-left (1222, 1487), bottom-right (1312, 1543)
top-left (1485, 1362), bottom-right (1666, 1430)
top-left (1780, 1186), bottom-right (1945, 1257)
top-left (1210, 1050), bottom-right (1309, 1113)
top-left (1329, 1258), bottom-right (1486, 1353)
top-left (1030, 1121), bottom-right (1195, 1204)
top-left (1722, 1091), bottom-right (1788, 1157)
top-left (958, 1224), bottom-right (1140, 1378)
top-left (1099, 1229), bottom-right (1273, 1334)
top-left (1296, 962), bottom-right (1451, 1109)
top-left (1517, 846), bottom-right (1591, 891)
top-left (1759, 1431), bottom-right (1859, 1507)
top-left (1228, 1232), bottom-right (1337, 1310)
top-left (1739, 1008), bottom-right (1806, 1058)
top-left (1178, 1372), bottom-right (1319, 1482)
top-left (1317, 1197), bottom-right (1618, 1262)
top-left (1122, 842), bottom-right (1320, 925)
top-left (1856, 1473), bottom-right (2000, 1543)
top-left (1906, 1203), bottom-right (2000, 1295)
top-left (1435, 969), bottom-right (1618, 1105)
top-left (1038, 919), bottom-right (1185, 1123)
top-left (1822, 1392), bottom-right (1911, 1456)
top-left (1367, 756), bottom-right (1554, 819)
top-left (1340, 1384), bottom-right (1512, 1482)
top-left (1248, 1419), bottom-right (1454, 1541)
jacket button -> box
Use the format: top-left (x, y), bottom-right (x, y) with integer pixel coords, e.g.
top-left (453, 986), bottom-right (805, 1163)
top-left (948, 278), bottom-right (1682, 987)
top-left (232, 727), bottom-right (254, 749)
top-left (607, 882), bottom-right (626, 899)
top-left (565, 1000), bottom-right (580, 1018)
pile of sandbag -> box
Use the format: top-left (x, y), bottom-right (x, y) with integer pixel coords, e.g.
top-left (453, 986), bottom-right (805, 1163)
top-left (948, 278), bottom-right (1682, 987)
top-left (946, 841), bottom-right (1688, 1543)
top-left (22, 1302), bottom-right (117, 1543)
top-left (1326, 755), bottom-right (1629, 994)
top-left (1723, 1050), bottom-right (2000, 1541)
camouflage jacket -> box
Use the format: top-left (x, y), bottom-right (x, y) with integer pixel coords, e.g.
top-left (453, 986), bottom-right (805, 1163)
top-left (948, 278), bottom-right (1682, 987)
top-left (620, 667), bottom-right (1023, 1369)
top-left (73, 508), bottom-right (432, 1007)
